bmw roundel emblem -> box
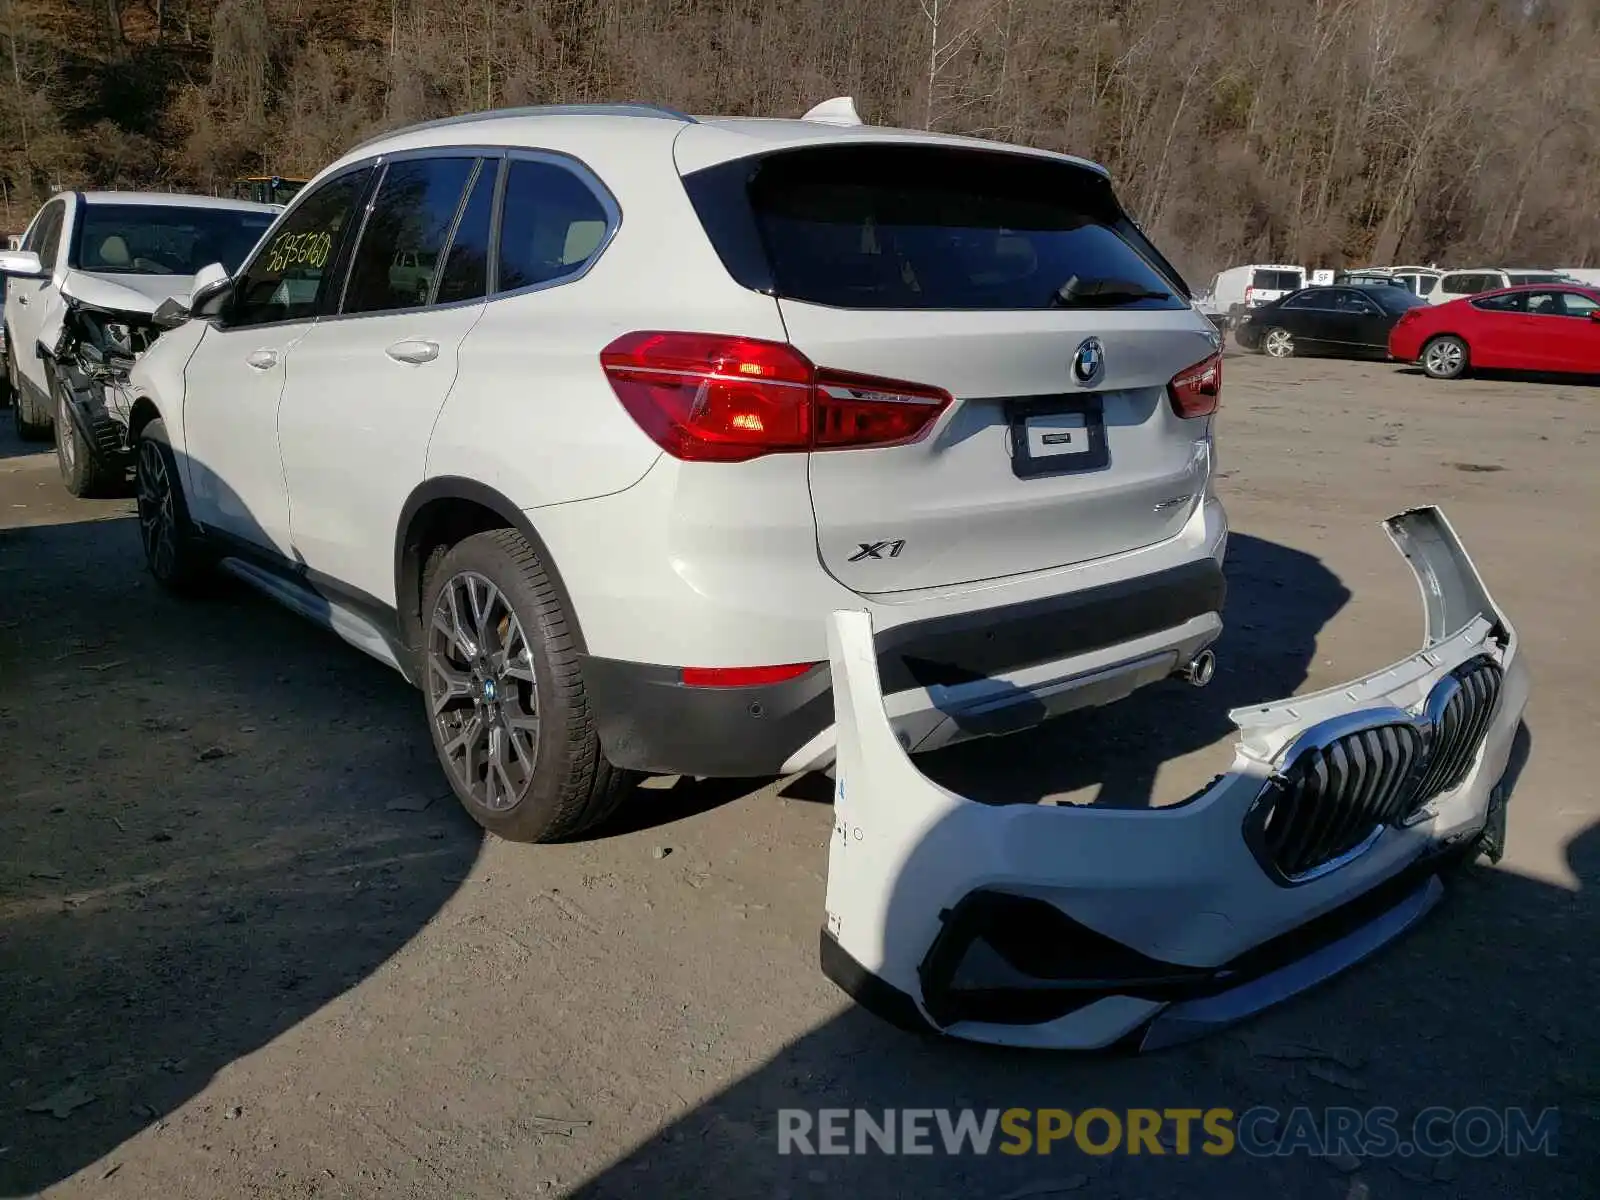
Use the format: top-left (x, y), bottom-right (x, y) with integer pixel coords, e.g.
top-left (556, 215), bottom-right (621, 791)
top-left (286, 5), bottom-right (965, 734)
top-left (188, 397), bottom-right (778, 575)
top-left (1072, 338), bottom-right (1105, 387)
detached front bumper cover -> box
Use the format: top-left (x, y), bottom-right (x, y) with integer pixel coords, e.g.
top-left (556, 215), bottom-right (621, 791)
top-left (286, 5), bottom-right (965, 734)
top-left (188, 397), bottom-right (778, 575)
top-left (820, 507), bottom-right (1529, 1050)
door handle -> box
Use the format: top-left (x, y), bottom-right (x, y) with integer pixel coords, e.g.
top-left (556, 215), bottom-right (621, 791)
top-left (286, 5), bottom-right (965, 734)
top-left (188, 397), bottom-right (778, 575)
top-left (385, 339), bottom-right (439, 365)
top-left (245, 349), bottom-right (279, 370)
top-left (16, 294), bottom-right (27, 306)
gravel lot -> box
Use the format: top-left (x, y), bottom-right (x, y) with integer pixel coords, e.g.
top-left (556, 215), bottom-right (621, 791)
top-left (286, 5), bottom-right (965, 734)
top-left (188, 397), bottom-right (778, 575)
top-left (1, 354), bottom-right (1595, 1199)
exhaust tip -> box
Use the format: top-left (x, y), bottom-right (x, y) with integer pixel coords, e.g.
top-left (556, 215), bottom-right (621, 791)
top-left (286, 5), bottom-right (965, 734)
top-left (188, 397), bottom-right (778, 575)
top-left (1177, 649), bottom-right (1217, 688)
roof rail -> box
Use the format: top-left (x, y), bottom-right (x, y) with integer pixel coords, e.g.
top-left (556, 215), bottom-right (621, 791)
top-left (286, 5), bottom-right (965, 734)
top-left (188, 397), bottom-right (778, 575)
top-left (347, 103), bottom-right (696, 155)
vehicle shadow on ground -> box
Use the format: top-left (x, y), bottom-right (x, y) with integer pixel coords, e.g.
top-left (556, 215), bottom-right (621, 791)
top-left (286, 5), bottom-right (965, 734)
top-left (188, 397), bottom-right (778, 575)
top-left (571, 750), bottom-right (1597, 1200)
top-left (0, 514), bottom-right (483, 1196)
top-left (0, 424), bottom-right (47, 460)
top-left (917, 532), bottom-right (1348, 808)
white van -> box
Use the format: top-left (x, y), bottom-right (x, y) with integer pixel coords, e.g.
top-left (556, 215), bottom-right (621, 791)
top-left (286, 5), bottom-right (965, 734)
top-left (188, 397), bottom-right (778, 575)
top-left (1209, 263), bottom-right (1307, 317)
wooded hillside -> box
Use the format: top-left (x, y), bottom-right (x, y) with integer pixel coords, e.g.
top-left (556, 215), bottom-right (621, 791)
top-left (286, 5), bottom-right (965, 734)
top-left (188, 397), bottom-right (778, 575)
top-left (2, 0), bottom-right (1596, 279)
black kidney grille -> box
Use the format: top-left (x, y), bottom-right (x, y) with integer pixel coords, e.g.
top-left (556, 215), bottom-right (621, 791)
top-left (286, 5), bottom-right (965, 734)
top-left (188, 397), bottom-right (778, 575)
top-left (1252, 722), bottom-right (1425, 881)
top-left (1407, 658), bottom-right (1504, 816)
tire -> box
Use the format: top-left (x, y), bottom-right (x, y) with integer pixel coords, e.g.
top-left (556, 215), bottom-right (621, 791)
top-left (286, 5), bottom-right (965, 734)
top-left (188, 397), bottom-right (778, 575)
top-left (10, 352), bottom-right (51, 440)
top-left (1421, 335), bottom-right (1469, 380)
top-left (52, 368), bottom-right (120, 497)
top-left (422, 528), bottom-right (632, 842)
top-left (1261, 326), bottom-right (1295, 358)
top-left (134, 418), bottom-right (211, 593)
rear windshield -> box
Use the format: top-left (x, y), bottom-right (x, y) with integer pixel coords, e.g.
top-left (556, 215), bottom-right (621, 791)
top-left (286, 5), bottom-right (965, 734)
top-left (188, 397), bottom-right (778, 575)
top-left (73, 204), bottom-right (277, 276)
top-left (1372, 287), bottom-right (1430, 312)
top-left (683, 145), bottom-right (1186, 311)
top-left (1251, 269), bottom-right (1303, 291)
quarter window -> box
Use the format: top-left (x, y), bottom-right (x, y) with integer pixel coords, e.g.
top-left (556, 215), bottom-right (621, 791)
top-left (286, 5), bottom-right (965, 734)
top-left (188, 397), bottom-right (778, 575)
top-left (495, 158), bottom-right (614, 293)
top-left (343, 156), bottom-right (478, 314)
top-left (229, 169), bottom-right (373, 327)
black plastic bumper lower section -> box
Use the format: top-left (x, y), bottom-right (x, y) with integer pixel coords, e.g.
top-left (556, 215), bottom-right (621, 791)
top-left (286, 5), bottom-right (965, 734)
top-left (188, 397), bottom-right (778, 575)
top-left (821, 842), bottom-right (1477, 1044)
top-left (819, 929), bottom-right (937, 1037)
top-left (580, 557), bottom-right (1225, 776)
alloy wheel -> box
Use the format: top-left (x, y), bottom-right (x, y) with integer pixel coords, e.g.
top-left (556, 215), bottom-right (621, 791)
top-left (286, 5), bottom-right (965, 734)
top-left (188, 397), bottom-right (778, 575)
top-left (1424, 339), bottom-right (1464, 377)
top-left (1264, 328), bottom-right (1294, 358)
top-left (427, 571), bottom-right (541, 811)
top-left (136, 439), bottom-right (178, 578)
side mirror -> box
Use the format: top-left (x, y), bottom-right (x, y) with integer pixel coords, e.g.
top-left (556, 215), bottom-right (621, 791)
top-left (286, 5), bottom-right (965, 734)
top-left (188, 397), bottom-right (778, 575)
top-left (0, 249), bottom-right (46, 278)
top-left (1590, 309), bottom-right (1600, 323)
top-left (188, 262), bottom-right (233, 319)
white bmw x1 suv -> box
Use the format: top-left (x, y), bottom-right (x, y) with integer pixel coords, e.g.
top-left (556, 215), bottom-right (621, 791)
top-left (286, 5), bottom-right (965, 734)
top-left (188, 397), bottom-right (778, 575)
top-left (125, 100), bottom-right (1229, 841)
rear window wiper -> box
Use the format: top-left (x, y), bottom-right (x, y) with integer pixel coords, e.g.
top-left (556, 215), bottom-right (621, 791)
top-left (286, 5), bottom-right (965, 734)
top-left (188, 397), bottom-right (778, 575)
top-left (1051, 275), bottom-right (1172, 308)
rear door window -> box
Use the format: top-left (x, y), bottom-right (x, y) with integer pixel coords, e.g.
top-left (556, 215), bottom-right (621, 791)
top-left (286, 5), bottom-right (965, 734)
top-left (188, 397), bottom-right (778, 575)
top-left (699, 145), bottom-right (1183, 311)
top-left (1334, 289), bottom-right (1379, 313)
top-left (435, 160), bottom-right (497, 305)
top-left (1522, 291), bottom-right (1564, 316)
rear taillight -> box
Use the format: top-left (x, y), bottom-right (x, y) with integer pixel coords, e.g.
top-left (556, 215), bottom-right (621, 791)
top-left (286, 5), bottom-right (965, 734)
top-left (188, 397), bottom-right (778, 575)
top-left (600, 331), bottom-right (951, 463)
top-left (1168, 352), bottom-right (1222, 418)
top-left (1244, 286), bottom-right (1255, 305)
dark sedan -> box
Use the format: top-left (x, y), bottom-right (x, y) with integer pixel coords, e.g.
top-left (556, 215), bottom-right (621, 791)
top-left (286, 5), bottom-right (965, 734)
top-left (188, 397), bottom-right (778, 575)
top-left (1234, 285), bottom-right (1430, 359)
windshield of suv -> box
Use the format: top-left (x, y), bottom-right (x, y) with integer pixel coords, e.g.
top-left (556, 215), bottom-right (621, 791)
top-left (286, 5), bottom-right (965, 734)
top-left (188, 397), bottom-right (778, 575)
top-left (1507, 272), bottom-right (1562, 286)
top-left (72, 204), bottom-right (278, 276)
top-left (1252, 269), bottom-right (1303, 291)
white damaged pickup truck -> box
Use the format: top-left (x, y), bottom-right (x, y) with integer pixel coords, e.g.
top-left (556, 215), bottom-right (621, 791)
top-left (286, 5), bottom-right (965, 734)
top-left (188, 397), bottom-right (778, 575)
top-left (820, 507), bottom-right (1527, 1050)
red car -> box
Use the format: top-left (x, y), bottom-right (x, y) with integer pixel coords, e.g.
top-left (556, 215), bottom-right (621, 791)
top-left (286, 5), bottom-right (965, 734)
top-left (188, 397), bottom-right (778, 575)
top-left (1388, 283), bottom-right (1600, 380)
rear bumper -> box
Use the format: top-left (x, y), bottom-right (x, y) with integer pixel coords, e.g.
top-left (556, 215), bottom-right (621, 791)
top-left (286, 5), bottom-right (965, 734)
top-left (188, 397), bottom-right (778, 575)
top-left (581, 555), bottom-right (1224, 777)
top-left (820, 506), bottom-right (1528, 1049)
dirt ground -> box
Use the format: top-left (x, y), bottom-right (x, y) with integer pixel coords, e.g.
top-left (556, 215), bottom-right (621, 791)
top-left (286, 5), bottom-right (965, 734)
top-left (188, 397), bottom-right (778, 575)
top-left (1, 354), bottom-right (1596, 1199)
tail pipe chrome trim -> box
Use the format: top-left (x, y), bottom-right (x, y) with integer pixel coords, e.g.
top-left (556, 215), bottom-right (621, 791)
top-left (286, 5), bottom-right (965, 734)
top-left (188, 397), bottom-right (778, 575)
top-left (1174, 648), bottom-right (1216, 687)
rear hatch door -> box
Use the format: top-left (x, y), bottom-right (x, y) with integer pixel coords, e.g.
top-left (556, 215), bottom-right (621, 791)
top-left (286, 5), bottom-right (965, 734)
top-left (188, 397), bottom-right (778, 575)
top-left (703, 143), bottom-right (1220, 595)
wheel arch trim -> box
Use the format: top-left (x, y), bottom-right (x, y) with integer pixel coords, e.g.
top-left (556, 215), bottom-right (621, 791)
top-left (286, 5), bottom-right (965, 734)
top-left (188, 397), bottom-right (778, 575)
top-left (393, 476), bottom-right (587, 657)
